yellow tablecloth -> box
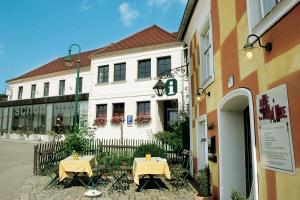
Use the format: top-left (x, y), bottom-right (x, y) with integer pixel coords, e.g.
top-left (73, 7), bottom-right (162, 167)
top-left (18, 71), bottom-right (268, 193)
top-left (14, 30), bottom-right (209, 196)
top-left (59, 155), bottom-right (97, 181)
top-left (132, 157), bottom-right (171, 185)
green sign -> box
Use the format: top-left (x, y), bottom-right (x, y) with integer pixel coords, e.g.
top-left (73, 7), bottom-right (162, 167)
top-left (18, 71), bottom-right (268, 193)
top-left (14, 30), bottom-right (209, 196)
top-left (166, 79), bottom-right (177, 96)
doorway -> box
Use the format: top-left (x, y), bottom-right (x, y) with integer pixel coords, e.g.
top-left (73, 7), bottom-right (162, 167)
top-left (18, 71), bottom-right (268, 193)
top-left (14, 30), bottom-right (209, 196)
top-left (218, 89), bottom-right (258, 200)
top-left (163, 100), bottom-right (178, 131)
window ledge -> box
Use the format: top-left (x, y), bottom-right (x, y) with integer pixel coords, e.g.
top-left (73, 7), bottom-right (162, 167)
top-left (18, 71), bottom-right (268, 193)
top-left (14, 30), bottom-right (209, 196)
top-left (251, 0), bottom-right (298, 37)
top-left (111, 80), bottom-right (127, 85)
top-left (134, 78), bottom-right (152, 82)
top-left (201, 75), bottom-right (214, 89)
top-left (95, 82), bottom-right (109, 86)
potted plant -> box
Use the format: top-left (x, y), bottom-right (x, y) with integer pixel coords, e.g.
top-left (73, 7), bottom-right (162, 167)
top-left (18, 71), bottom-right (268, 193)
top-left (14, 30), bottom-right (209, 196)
top-left (231, 189), bottom-right (247, 200)
top-left (93, 116), bottom-right (107, 127)
top-left (135, 114), bottom-right (151, 125)
top-left (195, 165), bottom-right (214, 200)
top-left (110, 114), bottom-right (124, 126)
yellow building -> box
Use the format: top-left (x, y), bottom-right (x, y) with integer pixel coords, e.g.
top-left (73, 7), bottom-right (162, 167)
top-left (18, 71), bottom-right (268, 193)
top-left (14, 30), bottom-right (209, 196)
top-left (178, 0), bottom-right (300, 199)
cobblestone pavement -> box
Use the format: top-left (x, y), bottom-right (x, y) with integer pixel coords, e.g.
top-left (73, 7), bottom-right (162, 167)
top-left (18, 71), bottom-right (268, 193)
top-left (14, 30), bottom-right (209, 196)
top-left (18, 175), bottom-right (198, 200)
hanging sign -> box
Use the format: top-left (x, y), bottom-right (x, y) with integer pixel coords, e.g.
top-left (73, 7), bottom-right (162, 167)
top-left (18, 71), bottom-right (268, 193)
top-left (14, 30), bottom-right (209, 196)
top-left (256, 84), bottom-right (295, 174)
top-left (166, 79), bottom-right (177, 96)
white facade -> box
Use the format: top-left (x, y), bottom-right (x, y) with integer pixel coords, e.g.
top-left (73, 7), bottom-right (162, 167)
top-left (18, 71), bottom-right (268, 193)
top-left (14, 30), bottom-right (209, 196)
top-left (89, 43), bottom-right (186, 139)
top-left (4, 42), bottom-right (187, 140)
top-left (7, 66), bottom-right (91, 100)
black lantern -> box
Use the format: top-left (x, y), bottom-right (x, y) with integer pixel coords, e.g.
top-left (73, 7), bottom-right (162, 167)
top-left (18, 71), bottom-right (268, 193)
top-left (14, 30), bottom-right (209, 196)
top-left (153, 79), bottom-right (166, 96)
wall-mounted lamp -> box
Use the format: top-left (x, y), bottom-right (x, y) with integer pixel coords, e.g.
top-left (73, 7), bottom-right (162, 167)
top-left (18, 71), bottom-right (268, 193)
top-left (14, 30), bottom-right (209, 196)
top-left (196, 87), bottom-right (210, 101)
top-left (243, 34), bottom-right (272, 60)
top-left (153, 79), bottom-right (166, 96)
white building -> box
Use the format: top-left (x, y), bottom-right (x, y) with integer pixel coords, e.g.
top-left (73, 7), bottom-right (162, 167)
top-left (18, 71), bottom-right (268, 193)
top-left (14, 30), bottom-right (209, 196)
top-left (0, 25), bottom-right (187, 140)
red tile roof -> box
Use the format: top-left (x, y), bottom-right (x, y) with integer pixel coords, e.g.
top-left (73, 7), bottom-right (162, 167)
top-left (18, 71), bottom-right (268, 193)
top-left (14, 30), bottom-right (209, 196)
top-left (91, 25), bottom-right (178, 56)
top-left (8, 25), bottom-right (178, 82)
top-left (7, 48), bottom-right (103, 82)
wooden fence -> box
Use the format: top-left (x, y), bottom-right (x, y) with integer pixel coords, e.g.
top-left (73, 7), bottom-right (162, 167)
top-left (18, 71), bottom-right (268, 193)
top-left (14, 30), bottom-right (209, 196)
top-left (33, 139), bottom-right (178, 175)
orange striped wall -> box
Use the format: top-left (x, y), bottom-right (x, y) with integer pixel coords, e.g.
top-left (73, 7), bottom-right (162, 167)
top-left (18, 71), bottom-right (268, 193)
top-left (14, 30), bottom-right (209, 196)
top-left (189, 1), bottom-right (300, 200)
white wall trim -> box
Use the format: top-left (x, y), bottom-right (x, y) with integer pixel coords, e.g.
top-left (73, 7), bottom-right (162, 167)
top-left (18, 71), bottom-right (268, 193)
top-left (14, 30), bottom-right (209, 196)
top-left (217, 88), bottom-right (258, 200)
top-left (196, 114), bottom-right (208, 172)
top-left (246, 0), bottom-right (299, 37)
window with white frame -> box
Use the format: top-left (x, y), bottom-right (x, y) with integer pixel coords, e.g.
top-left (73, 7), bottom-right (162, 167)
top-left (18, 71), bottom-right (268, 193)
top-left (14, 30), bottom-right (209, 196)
top-left (199, 19), bottom-right (213, 87)
top-left (247, 0), bottom-right (298, 35)
top-left (198, 118), bottom-right (208, 170)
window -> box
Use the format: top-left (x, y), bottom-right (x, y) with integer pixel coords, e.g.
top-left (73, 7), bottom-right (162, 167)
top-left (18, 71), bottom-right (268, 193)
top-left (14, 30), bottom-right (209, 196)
top-left (44, 82), bottom-right (49, 97)
top-left (138, 59), bottom-right (151, 79)
top-left (18, 86), bottom-right (23, 100)
top-left (98, 65), bottom-right (109, 83)
top-left (59, 80), bottom-right (65, 95)
top-left (112, 103), bottom-right (124, 116)
top-left (247, 0), bottom-right (298, 36)
top-left (78, 77), bottom-right (83, 93)
top-left (96, 104), bottom-right (107, 117)
top-left (198, 119), bottom-right (208, 170)
top-left (199, 19), bottom-right (214, 87)
top-left (114, 63), bottom-right (126, 81)
top-left (31, 84), bottom-right (36, 99)
top-left (137, 101), bottom-right (150, 116)
top-left (157, 56), bottom-right (171, 76)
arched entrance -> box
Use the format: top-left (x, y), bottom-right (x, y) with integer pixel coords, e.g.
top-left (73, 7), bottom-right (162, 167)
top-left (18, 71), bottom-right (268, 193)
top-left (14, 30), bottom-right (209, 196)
top-left (217, 88), bottom-right (258, 200)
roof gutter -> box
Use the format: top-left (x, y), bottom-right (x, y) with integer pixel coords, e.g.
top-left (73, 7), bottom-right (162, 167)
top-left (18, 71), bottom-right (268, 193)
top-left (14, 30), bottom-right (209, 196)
top-left (177, 0), bottom-right (199, 41)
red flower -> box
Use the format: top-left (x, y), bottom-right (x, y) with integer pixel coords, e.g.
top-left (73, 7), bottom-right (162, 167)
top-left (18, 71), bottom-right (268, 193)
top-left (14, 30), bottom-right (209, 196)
top-left (135, 114), bottom-right (151, 125)
top-left (110, 115), bottom-right (124, 125)
top-left (93, 116), bottom-right (107, 127)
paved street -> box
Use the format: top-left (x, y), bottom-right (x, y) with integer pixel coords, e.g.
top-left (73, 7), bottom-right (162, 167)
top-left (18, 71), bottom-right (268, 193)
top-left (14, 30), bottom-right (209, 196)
top-left (0, 139), bottom-right (39, 200)
top-left (19, 175), bottom-right (198, 200)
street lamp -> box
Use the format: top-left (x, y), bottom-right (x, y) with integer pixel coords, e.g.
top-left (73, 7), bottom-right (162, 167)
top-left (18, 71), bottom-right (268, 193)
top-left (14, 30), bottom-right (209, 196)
top-left (64, 44), bottom-right (81, 126)
top-left (153, 79), bottom-right (166, 96)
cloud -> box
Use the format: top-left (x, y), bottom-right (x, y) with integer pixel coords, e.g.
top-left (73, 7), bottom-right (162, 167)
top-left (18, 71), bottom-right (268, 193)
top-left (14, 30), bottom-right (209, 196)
top-left (0, 44), bottom-right (5, 55)
top-left (119, 2), bottom-right (140, 27)
top-left (80, 0), bottom-right (93, 10)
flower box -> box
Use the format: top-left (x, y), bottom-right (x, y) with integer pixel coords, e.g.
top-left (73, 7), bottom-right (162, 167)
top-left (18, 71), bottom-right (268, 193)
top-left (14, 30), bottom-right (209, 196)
top-left (93, 116), bottom-right (107, 127)
top-left (110, 115), bottom-right (124, 126)
top-left (135, 114), bottom-right (151, 125)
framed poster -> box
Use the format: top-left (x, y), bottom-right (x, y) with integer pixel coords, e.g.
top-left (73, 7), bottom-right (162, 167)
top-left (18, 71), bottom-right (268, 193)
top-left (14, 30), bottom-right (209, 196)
top-left (256, 84), bottom-right (295, 174)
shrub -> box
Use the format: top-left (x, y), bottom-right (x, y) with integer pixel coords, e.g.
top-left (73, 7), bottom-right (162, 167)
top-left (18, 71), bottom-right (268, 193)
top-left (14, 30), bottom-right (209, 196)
top-left (196, 166), bottom-right (211, 197)
top-left (133, 143), bottom-right (166, 158)
top-left (154, 130), bottom-right (183, 153)
top-left (64, 118), bottom-right (95, 155)
top-left (97, 152), bottom-right (133, 167)
top-left (231, 190), bottom-right (247, 200)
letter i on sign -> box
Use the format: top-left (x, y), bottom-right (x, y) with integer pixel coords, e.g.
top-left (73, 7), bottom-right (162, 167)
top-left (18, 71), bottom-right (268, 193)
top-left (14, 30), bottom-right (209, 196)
top-left (166, 79), bottom-right (177, 96)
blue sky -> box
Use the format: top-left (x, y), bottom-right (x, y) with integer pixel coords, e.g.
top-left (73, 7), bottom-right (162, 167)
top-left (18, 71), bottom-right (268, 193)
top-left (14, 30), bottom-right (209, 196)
top-left (0, 0), bottom-right (187, 93)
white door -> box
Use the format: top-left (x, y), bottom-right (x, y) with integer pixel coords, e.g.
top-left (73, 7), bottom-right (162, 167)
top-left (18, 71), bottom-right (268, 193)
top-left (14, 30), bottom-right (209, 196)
top-left (198, 120), bottom-right (208, 171)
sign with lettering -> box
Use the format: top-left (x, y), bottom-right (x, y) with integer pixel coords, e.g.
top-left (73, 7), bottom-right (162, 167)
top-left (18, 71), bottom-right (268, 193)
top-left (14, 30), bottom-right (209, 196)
top-left (166, 79), bottom-right (177, 96)
top-left (127, 115), bottom-right (133, 127)
top-left (256, 84), bottom-right (295, 174)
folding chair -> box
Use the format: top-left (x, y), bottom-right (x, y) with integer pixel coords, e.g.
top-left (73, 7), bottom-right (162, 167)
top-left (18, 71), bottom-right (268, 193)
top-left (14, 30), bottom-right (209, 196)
top-left (107, 161), bottom-right (130, 194)
top-left (169, 150), bottom-right (191, 190)
top-left (43, 158), bottom-right (60, 190)
top-left (89, 163), bottom-right (111, 188)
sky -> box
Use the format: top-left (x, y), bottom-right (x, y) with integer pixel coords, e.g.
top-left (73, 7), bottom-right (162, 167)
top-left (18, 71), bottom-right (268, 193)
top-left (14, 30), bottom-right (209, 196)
top-left (0, 0), bottom-right (187, 93)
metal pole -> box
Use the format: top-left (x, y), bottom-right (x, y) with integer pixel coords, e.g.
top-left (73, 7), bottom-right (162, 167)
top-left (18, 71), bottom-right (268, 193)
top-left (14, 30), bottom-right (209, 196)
top-left (68, 44), bottom-right (81, 127)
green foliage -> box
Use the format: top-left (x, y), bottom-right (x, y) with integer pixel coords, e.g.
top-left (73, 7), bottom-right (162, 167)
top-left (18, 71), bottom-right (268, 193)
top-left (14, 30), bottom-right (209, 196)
top-left (196, 166), bottom-right (211, 197)
top-left (133, 143), bottom-right (166, 158)
top-left (154, 130), bottom-right (183, 152)
top-left (63, 118), bottom-right (95, 155)
top-left (231, 190), bottom-right (248, 200)
top-left (96, 152), bottom-right (133, 167)
top-left (154, 107), bottom-right (190, 152)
